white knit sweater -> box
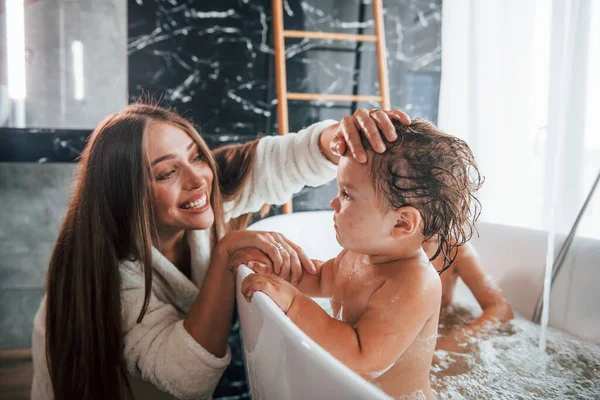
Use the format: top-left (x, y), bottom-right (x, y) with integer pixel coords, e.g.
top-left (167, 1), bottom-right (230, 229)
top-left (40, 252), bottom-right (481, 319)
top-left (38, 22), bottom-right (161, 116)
top-left (30, 120), bottom-right (338, 400)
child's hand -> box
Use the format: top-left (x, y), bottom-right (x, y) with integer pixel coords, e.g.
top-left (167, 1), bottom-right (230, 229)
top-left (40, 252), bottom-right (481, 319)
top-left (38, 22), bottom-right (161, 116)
top-left (241, 273), bottom-right (300, 314)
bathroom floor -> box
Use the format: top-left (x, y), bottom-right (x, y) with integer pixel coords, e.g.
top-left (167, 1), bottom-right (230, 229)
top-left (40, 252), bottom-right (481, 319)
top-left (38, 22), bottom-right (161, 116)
top-left (0, 349), bottom-right (32, 400)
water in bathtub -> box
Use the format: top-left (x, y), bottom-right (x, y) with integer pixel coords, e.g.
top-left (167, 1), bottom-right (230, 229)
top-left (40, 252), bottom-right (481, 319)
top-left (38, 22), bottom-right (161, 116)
top-left (429, 300), bottom-right (600, 399)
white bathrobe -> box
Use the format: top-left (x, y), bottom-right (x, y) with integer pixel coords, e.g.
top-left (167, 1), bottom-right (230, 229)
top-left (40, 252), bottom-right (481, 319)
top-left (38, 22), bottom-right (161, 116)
top-left (30, 120), bottom-right (338, 400)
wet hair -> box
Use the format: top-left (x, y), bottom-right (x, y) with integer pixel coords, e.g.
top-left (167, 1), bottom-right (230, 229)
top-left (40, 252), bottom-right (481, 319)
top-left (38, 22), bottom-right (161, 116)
top-left (363, 118), bottom-right (483, 273)
top-left (213, 142), bottom-right (272, 230)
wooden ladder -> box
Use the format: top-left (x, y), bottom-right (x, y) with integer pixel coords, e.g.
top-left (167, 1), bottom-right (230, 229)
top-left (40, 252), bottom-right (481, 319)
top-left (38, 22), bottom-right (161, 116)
top-left (272, 0), bottom-right (390, 214)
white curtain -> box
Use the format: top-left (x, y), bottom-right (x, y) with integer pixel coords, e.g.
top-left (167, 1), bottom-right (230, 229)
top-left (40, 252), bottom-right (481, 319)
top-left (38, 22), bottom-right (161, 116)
top-left (438, 0), bottom-right (600, 239)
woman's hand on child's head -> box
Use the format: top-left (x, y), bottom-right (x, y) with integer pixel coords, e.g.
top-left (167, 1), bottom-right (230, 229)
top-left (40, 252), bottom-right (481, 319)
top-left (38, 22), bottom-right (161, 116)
top-left (217, 230), bottom-right (317, 286)
top-left (331, 108), bottom-right (412, 163)
top-left (241, 273), bottom-right (300, 313)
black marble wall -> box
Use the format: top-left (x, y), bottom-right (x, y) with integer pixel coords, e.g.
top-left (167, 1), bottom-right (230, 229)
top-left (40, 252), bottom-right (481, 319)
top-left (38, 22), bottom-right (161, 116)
top-left (0, 0), bottom-right (441, 163)
top-left (129, 0), bottom-right (441, 134)
top-left (128, 0), bottom-right (442, 211)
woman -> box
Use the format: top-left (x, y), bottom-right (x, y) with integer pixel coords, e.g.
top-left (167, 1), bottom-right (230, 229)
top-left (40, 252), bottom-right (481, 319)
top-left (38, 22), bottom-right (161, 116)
top-left (30, 103), bottom-right (410, 400)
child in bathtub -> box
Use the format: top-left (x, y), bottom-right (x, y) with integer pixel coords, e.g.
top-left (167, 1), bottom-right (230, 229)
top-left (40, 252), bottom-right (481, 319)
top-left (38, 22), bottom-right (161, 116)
top-left (423, 237), bottom-right (514, 352)
top-left (242, 119), bottom-right (482, 399)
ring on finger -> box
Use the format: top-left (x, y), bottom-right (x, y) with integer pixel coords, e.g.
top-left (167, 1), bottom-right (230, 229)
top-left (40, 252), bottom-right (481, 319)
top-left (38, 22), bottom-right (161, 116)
top-left (275, 243), bottom-right (284, 252)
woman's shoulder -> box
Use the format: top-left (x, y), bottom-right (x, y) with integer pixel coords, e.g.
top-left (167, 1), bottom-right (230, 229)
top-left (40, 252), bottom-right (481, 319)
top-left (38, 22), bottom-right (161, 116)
top-left (119, 257), bottom-right (146, 288)
top-left (119, 256), bottom-right (143, 273)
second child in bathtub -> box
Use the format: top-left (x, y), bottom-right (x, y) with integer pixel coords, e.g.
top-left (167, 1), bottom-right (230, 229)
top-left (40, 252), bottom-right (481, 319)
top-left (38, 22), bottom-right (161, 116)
top-left (241, 119), bottom-right (482, 399)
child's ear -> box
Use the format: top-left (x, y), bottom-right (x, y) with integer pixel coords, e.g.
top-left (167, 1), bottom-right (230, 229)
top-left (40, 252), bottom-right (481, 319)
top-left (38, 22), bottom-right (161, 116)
top-left (391, 207), bottom-right (422, 239)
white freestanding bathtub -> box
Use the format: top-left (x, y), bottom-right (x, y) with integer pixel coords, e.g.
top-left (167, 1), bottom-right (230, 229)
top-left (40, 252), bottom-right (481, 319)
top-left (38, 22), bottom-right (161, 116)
top-left (235, 211), bottom-right (600, 400)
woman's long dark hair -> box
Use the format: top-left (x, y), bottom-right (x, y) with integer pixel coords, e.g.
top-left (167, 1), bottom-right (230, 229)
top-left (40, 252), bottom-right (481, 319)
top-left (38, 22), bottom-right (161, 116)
top-left (213, 141), bottom-right (271, 230)
top-left (45, 104), bottom-right (258, 399)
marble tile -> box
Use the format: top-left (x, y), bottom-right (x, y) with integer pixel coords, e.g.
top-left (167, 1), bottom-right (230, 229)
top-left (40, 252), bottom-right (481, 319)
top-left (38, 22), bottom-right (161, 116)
top-left (128, 0), bottom-right (442, 213)
top-left (0, 127), bottom-right (255, 162)
top-left (128, 0), bottom-right (442, 138)
top-left (0, 128), bottom-right (92, 163)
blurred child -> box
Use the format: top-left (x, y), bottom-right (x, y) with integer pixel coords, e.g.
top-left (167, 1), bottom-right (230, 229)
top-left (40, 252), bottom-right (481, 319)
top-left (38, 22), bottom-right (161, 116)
top-left (423, 237), bottom-right (513, 353)
top-left (242, 119), bottom-right (482, 399)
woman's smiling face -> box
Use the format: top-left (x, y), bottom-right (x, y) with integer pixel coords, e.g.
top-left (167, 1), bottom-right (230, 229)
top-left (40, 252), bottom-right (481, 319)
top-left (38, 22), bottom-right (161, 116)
top-left (145, 121), bottom-right (215, 236)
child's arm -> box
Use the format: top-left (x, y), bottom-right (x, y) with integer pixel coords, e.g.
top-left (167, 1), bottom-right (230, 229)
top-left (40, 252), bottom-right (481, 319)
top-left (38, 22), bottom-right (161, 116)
top-left (243, 267), bottom-right (439, 376)
top-left (292, 271), bottom-right (438, 375)
top-left (295, 250), bottom-right (344, 297)
top-left (290, 259), bottom-right (332, 297)
top-left (437, 243), bottom-right (513, 351)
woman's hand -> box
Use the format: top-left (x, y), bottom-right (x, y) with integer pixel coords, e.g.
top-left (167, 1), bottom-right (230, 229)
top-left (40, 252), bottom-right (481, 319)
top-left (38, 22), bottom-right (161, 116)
top-left (216, 230), bottom-right (316, 286)
top-left (319, 108), bottom-right (412, 164)
top-left (241, 273), bottom-right (300, 314)
top-left (228, 247), bottom-right (273, 274)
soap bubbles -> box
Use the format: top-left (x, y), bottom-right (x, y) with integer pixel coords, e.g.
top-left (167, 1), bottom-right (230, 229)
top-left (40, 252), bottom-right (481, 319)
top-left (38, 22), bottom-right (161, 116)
top-left (432, 317), bottom-right (600, 399)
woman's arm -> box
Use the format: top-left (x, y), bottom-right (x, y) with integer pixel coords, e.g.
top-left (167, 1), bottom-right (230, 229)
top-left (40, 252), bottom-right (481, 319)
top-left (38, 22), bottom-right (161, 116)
top-left (183, 229), bottom-right (316, 353)
top-left (182, 249), bottom-right (236, 358)
top-left (120, 229), bottom-right (308, 399)
top-left (437, 244), bottom-right (513, 351)
top-left (222, 119), bottom-right (339, 220)
top-left (222, 109), bottom-right (411, 220)
top-left (121, 261), bottom-right (232, 400)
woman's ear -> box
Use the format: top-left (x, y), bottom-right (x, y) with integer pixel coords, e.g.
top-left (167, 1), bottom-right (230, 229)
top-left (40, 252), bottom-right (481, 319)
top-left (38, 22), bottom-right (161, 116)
top-left (391, 206), bottom-right (422, 239)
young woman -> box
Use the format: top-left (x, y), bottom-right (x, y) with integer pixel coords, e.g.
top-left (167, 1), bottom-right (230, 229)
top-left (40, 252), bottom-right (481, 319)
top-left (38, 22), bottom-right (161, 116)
top-left (30, 103), bottom-right (410, 400)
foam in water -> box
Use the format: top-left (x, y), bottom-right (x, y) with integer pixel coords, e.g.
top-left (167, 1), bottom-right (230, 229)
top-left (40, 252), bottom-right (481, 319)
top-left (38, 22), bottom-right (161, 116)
top-left (394, 389), bottom-right (427, 400)
top-left (431, 316), bottom-right (600, 399)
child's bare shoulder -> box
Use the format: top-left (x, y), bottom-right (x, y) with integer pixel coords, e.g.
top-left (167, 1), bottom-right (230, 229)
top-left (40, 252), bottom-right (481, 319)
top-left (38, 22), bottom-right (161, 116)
top-left (383, 261), bottom-right (441, 306)
top-left (392, 257), bottom-right (439, 280)
top-left (358, 261), bottom-right (441, 335)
